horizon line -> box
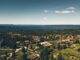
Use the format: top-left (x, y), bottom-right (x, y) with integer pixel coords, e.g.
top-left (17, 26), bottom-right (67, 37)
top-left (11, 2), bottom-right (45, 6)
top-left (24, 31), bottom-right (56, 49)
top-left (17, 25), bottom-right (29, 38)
top-left (0, 24), bottom-right (80, 25)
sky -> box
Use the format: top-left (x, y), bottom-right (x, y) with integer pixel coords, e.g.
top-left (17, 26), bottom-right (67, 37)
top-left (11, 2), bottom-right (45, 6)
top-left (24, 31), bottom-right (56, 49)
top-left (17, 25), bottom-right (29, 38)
top-left (0, 0), bottom-right (80, 25)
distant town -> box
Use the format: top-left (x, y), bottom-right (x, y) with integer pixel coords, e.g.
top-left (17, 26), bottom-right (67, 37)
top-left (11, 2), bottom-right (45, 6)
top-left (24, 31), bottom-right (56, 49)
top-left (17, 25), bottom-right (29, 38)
top-left (0, 25), bottom-right (80, 60)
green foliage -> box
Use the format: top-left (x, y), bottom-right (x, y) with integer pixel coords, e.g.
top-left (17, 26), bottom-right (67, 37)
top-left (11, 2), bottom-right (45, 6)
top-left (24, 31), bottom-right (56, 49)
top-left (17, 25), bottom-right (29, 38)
top-left (54, 44), bottom-right (80, 60)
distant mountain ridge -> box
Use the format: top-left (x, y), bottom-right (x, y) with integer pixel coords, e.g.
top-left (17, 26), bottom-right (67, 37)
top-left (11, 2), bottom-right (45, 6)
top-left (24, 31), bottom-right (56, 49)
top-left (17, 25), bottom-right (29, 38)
top-left (0, 25), bottom-right (80, 31)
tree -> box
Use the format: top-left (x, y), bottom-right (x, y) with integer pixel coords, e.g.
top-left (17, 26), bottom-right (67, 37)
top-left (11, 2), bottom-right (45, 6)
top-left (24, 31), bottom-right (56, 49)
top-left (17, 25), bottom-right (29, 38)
top-left (40, 46), bottom-right (52, 60)
top-left (12, 49), bottom-right (16, 60)
top-left (22, 47), bottom-right (29, 60)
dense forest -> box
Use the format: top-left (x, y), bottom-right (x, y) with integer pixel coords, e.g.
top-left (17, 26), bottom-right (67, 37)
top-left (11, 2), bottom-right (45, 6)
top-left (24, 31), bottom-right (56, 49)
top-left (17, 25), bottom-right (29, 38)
top-left (0, 25), bottom-right (80, 60)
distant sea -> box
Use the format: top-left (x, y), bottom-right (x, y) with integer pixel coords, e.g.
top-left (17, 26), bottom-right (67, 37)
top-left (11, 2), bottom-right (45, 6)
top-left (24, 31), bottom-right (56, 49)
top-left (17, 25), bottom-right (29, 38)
top-left (0, 24), bottom-right (80, 31)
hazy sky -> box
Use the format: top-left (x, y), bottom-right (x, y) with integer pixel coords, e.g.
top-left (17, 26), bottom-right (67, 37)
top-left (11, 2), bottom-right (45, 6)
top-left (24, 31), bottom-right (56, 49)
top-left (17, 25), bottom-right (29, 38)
top-left (0, 0), bottom-right (80, 25)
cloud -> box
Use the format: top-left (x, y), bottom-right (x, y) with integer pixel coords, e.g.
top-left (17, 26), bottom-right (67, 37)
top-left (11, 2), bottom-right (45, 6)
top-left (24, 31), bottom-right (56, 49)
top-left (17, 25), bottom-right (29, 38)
top-left (55, 10), bottom-right (75, 14)
top-left (67, 7), bottom-right (75, 10)
top-left (44, 10), bottom-right (49, 13)
top-left (43, 17), bottom-right (47, 20)
top-left (54, 7), bottom-right (76, 14)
